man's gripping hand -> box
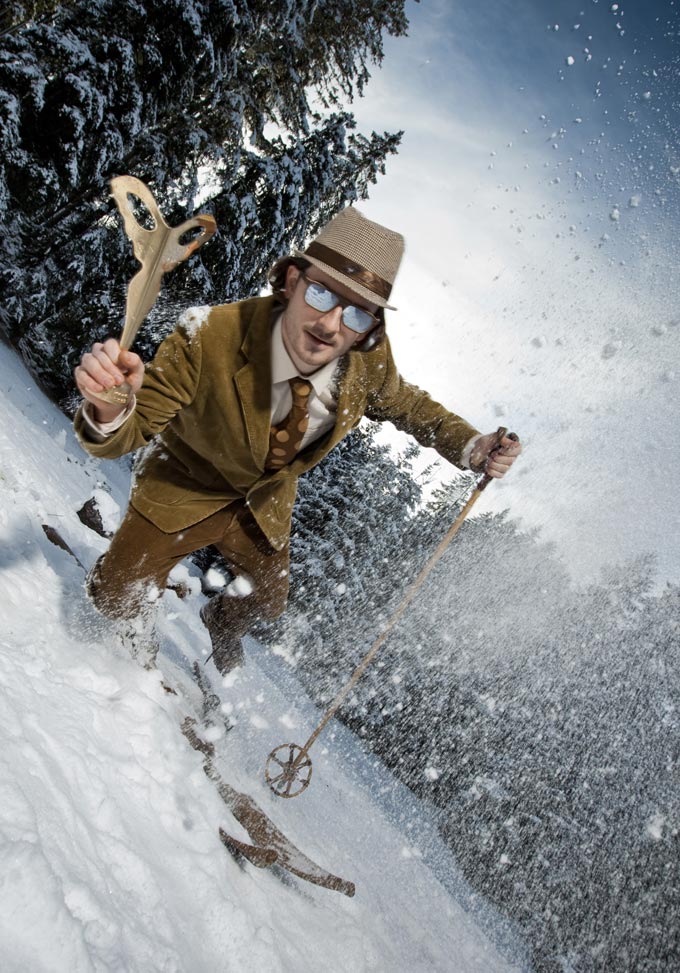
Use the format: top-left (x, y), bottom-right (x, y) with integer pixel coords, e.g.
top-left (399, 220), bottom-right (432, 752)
top-left (469, 431), bottom-right (522, 479)
top-left (74, 339), bottom-right (145, 423)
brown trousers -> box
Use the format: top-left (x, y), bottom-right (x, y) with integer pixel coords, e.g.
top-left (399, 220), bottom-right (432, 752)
top-left (87, 501), bottom-right (290, 633)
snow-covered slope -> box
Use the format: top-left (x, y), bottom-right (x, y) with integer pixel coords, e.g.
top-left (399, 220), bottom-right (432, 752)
top-left (0, 343), bottom-right (523, 973)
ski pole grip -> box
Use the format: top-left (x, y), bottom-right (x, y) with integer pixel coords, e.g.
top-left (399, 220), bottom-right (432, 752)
top-left (478, 426), bottom-right (520, 491)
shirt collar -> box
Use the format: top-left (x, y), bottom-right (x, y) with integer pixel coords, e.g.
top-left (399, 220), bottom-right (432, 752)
top-left (271, 313), bottom-right (340, 397)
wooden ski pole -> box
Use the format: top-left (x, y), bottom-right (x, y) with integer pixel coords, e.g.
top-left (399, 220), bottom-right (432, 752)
top-left (266, 427), bottom-right (519, 796)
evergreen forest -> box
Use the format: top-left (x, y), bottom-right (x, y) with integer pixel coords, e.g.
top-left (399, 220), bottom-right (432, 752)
top-left (1, 0), bottom-right (404, 402)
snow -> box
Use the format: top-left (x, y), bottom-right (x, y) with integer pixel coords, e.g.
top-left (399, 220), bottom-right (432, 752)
top-left (224, 573), bottom-right (255, 597)
top-left (0, 344), bottom-right (523, 972)
top-left (601, 339), bottom-right (622, 359)
top-left (178, 304), bottom-right (211, 338)
top-left (91, 487), bottom-right (120, 535)
top-left (646, 813), bottom-right (665, 841)
top-left (203, 566), bottom-right (227, 590)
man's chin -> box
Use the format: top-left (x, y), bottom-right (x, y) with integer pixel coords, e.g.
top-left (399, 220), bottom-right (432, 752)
top-left (302, 352), bottom-right (332, 372)
top-left (300, 334), bottom-right (337, 363)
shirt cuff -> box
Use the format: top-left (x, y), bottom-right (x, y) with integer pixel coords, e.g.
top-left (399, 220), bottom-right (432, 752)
top-left (81, 397), bottom-right (136, 440)
top-left (460, 433), bottom-right (483, 470)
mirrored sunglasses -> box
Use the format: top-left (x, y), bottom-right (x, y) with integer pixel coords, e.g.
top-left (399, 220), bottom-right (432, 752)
top-left (302, 275), bottom-right (378, 334)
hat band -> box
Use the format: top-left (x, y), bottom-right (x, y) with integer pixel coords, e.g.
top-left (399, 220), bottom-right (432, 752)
top-left (305, 242), bottom-right (392, 302)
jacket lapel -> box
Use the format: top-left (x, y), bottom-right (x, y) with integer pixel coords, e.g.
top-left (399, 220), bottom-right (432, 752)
top-left (234, 297), bottom-right (276, 470)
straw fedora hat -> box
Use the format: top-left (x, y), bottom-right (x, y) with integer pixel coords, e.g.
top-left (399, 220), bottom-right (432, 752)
top-left (294, 207), bottom-right (405, 310)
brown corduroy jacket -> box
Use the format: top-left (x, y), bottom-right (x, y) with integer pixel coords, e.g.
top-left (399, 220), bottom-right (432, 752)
top-left (74, 295), bottom-right (480, 550)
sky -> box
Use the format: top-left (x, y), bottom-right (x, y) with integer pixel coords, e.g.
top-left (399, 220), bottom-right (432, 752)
top-left (348, 0), bottom-right (680, 586)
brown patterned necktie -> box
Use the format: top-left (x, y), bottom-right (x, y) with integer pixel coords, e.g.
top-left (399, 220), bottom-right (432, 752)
top-left (265, 377), bottom-right (313, 469)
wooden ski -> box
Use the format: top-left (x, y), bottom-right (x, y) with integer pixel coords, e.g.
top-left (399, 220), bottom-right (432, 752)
top-left (182, 718), bottom-right (355, 898)
top-left (218, 829), bottom-right (278, 868)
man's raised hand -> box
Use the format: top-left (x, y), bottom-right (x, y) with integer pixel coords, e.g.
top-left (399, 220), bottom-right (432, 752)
top-left (74, 338), bottom-right (144, 422)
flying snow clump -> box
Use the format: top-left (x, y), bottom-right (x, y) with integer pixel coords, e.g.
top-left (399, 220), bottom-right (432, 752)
top-left (225, 574), bottom-right (255, 597)
top-left (646, 813), bottom-right (665, 840)
top-left (204, 567), bottom-right (227, 590)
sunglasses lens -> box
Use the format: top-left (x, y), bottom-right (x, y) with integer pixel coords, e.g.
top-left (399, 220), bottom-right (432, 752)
top-left (303, 277), bottom-right (376, 333)
top-left (305, 281), bottom-right (337, 313)
top-left (342, 306), bottom-right (375, 334)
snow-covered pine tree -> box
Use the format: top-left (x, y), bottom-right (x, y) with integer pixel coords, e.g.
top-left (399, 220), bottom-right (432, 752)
top-left (1, 1), bottom-right (72, 37)
top-left (0, 0), bottom-right (407, 402)
top-left (334, 500), bottom-right (680, 973)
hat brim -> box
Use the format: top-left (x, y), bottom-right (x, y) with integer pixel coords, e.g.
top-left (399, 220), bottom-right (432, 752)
top-left (293, 251), bottom-right (397, 311)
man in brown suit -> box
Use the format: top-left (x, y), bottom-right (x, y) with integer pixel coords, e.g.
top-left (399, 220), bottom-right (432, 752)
top-left (74, 208), bottom-right (521, 673)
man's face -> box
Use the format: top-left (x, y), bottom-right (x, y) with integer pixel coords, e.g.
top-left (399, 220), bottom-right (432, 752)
top-left (280, 264), bottom-right (380, 375)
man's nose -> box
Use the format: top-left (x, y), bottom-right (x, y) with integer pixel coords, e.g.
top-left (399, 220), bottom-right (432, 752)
top-left (317, 305), bottom-right (343, 334)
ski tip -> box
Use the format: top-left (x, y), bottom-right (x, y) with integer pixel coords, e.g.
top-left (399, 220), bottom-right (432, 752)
top-left (218, 828), bottom-right (278, 868)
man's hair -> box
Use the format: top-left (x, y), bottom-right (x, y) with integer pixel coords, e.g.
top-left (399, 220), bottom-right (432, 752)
top-left (267, 256), bottom-right (311, 304)
top-left (266, 256), bottom-right (386, 351)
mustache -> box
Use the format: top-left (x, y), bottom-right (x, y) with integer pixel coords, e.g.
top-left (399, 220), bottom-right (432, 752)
top-left (306, 328), bottom-right (336, 344)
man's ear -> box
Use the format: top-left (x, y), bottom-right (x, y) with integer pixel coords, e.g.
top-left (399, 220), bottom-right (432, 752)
top-left (284, 264), bottom-right (301, 300)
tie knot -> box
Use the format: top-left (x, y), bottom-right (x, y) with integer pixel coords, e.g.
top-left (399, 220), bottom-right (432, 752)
top-left (290, 377), bottom-right (312, 399)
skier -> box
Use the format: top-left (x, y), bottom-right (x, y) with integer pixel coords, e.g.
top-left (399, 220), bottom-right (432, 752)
top-left (74, 207), bottom-right (522, 673)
